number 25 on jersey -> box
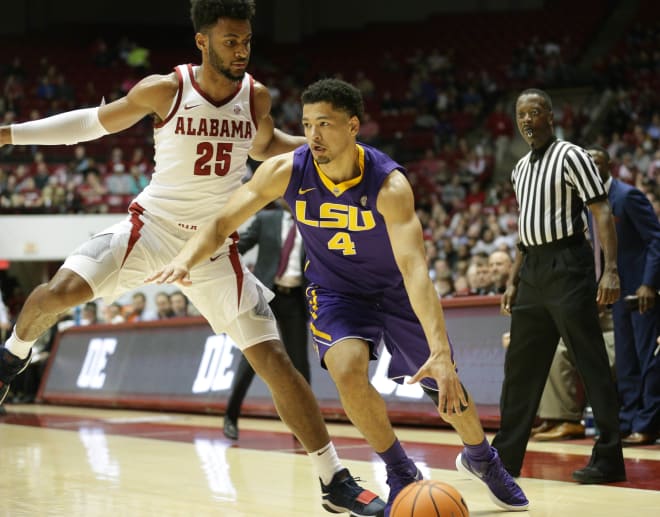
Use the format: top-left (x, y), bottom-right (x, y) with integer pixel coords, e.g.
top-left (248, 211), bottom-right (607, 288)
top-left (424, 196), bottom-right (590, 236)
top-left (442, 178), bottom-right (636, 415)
top-left (194, 142), bottom-right (233, 176)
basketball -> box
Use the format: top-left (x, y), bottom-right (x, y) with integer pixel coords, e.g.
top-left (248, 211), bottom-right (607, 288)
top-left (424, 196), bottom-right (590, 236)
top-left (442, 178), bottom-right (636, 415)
top-left (391, 480), bottom-right (469, 517)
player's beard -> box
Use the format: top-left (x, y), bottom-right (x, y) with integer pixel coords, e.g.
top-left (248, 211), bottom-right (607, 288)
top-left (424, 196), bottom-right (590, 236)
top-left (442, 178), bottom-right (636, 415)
top-left (208, 44), bottom-right (246, 82)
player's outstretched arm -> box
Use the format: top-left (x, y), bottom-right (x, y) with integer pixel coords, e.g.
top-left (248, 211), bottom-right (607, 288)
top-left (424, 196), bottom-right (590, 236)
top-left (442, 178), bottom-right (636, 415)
top-left (0, 73), bottom-right (177, 147)
top-left (145, 152), bottom-right (294, 285)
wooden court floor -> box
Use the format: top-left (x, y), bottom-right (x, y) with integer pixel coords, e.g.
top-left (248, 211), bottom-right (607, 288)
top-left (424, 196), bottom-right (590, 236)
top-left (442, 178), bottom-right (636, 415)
top-left (1, 404), bottom-right (658, 516)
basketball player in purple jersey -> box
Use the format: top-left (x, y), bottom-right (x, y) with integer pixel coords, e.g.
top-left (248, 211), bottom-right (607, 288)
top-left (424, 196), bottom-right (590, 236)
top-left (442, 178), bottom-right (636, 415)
top-left (0, 3), bottom-right (385, 515)
top-left (148, 78), bottom-right (529, 515)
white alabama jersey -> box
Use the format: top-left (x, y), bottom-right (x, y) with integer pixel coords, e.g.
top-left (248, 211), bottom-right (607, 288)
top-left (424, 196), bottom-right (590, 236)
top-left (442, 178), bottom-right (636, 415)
top-left (134, 64), bottom-right (257, 224)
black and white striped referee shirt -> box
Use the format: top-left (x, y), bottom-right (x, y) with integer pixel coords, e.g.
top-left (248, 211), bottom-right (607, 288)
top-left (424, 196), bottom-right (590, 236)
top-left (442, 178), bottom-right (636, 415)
top-left (511, 139), bottom-right (607, 247)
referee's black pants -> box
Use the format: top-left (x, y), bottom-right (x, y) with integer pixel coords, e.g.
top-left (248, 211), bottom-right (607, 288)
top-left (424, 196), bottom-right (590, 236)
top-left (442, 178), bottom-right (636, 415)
top-left (492, 238), bottom-right (625, 477)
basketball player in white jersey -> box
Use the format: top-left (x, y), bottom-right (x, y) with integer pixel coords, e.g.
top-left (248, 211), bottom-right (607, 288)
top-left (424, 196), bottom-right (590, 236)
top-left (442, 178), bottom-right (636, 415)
top-left (0, 2), bottom-right (385, 515)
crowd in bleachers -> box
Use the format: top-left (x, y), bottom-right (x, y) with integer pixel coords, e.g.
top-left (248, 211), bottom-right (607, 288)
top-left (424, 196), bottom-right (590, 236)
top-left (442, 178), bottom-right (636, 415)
top-left (1, 2), bottom-right (660, 309)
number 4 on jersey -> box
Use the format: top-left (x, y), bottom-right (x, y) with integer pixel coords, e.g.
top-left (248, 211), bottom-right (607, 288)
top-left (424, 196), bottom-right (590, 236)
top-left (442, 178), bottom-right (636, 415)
top-left (327, 231), bottom-right (356, 255)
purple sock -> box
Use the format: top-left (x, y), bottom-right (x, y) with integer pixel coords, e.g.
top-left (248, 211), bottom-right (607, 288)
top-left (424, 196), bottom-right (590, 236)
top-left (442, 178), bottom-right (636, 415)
top-left (464, 438), bottom-right (494, 462)
top-left (378, 439), bottom-right (409, 466)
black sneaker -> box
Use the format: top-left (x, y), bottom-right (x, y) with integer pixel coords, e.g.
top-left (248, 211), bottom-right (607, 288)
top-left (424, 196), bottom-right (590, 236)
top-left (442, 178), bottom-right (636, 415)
top-left (320, 468), bottom-right (385, 516)
top-left (0, 347), bottom-right (32, 405)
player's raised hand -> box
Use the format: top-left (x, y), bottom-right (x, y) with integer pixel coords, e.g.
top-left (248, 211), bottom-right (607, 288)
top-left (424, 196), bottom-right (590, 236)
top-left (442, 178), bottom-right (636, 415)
top-left (145, 262), bottom-right (192, 286)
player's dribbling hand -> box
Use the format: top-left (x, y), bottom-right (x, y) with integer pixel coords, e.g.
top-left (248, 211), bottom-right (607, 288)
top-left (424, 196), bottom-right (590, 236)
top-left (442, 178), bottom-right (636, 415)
top-left (144, 263), bottom-right (193, 286)
top-left (408, 353), bottom-right (467, 415)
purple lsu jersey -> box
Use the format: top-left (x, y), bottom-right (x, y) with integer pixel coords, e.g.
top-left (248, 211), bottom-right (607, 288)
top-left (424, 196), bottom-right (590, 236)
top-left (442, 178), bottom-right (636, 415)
top-left (284, 143), bottom-right (405, 295)
top-left (285, 143), bottom-right (453, 389)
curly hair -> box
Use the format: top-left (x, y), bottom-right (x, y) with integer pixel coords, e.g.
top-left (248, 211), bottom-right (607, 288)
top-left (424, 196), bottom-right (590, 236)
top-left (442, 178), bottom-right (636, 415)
top-left (190, 0), bottom-right (256, 33)
top-left (301, 79), bottom-right (364, 121)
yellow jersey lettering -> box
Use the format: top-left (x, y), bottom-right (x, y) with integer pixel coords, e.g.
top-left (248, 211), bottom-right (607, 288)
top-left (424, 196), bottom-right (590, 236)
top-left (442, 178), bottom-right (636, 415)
top-left (319, 203), bottom-right (349, 229)
top-left (348, 206), bottom-right (375, 231)
top-left (295, 200), bottom-right (319, 227)
top-left (296, 201), bottom-right (375, 232)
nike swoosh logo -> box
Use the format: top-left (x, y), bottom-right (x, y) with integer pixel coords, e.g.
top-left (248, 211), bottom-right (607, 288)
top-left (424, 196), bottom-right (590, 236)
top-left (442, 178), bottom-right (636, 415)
top-left (298, 187), bottom-right (316, 195)
top-left (209, 254), bottom-right (221, 262)
top-left (184, 103), bottom-right (201, 110)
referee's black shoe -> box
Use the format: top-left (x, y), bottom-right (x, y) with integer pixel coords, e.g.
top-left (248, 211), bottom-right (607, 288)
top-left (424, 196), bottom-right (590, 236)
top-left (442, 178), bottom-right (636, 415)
top-left (572, 465), bottom-right (626, 484)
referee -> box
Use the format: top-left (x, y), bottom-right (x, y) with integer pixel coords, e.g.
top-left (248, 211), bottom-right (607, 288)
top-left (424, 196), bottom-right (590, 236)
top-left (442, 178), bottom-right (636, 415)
top-left (491, 89), bottom-right (626, 484)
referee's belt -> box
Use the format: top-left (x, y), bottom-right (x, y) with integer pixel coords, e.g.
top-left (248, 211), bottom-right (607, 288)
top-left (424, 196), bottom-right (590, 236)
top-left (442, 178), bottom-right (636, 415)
top-left (273, 284), bottom-right (303, 295)
top-left (518, 233), bottom-right (584, 254)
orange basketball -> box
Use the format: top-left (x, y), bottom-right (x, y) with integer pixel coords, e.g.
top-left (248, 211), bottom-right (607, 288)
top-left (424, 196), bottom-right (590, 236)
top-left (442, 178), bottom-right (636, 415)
top-left (391, 480), bottom-right (469, 517)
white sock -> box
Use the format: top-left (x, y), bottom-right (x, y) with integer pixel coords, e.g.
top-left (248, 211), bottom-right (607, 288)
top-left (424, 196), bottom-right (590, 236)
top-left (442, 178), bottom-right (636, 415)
top-left (5, 329), bottom-right (35, 359)
top-left (309, 442), bottom-right (343, 485)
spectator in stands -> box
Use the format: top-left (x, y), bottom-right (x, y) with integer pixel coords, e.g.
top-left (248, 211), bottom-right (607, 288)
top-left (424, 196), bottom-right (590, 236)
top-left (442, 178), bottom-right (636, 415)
top-left (106, 146), bottom-right (127, 175)
top-left (486, 102), bottom-right (514, 169)
top-left (441, 175), bottom-right (466, 211)
top-left (127, 147), bottom-right (151, 175)
top-left (488, 250), bottom-right (512, 295)
top-left (465, 259), bottom-right (490, 295)
top-left (465, 182), bottom-right (486, 209)
top-left (127, 164), bottom-right (149, 195)
top-left (3, 75), bottom-right (24, 113)
top-left (453, 275), bottom-right (470, 296)
top-left (76, 170), bottom-right (107, 213)
top-left (70, 145), bottom-right (91, 176)
top-left (170, 291), bottom-right (190, 318)
top-left (646, 113), bottom-right (660, 141)
top-left (429, 258), bottom-right (452, 283)
top-left (36, 76), bottom-right (56, 101)
top-left (104, 302), bottom-right (125, 324)
top-left (105, 163), bottom-right (133, 195)
top-left (1, 174), bottom-right (18, 209)
top-left (154, 292), bottom-right (173, 320)
top-left (125, 292), bottom-right (154, 322)
top-left (471, 226), bottom-right (498, 257)
top-left (124, 41), bottom-right (150, 74)
top-left (33, 161), bottom-right (50, 190)
top-left (465, 147), bottom-right (489, 185)
top-left (433, 273), bottom-right (454, 298)
top-left (16, 176), bottom-right (43, 210)
top-left (80, 302), bottom-right (99, 325)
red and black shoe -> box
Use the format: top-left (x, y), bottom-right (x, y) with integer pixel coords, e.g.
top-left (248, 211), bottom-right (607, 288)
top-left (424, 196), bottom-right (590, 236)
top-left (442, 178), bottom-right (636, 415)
top-left (320, 468), bottom-right (385, 516)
